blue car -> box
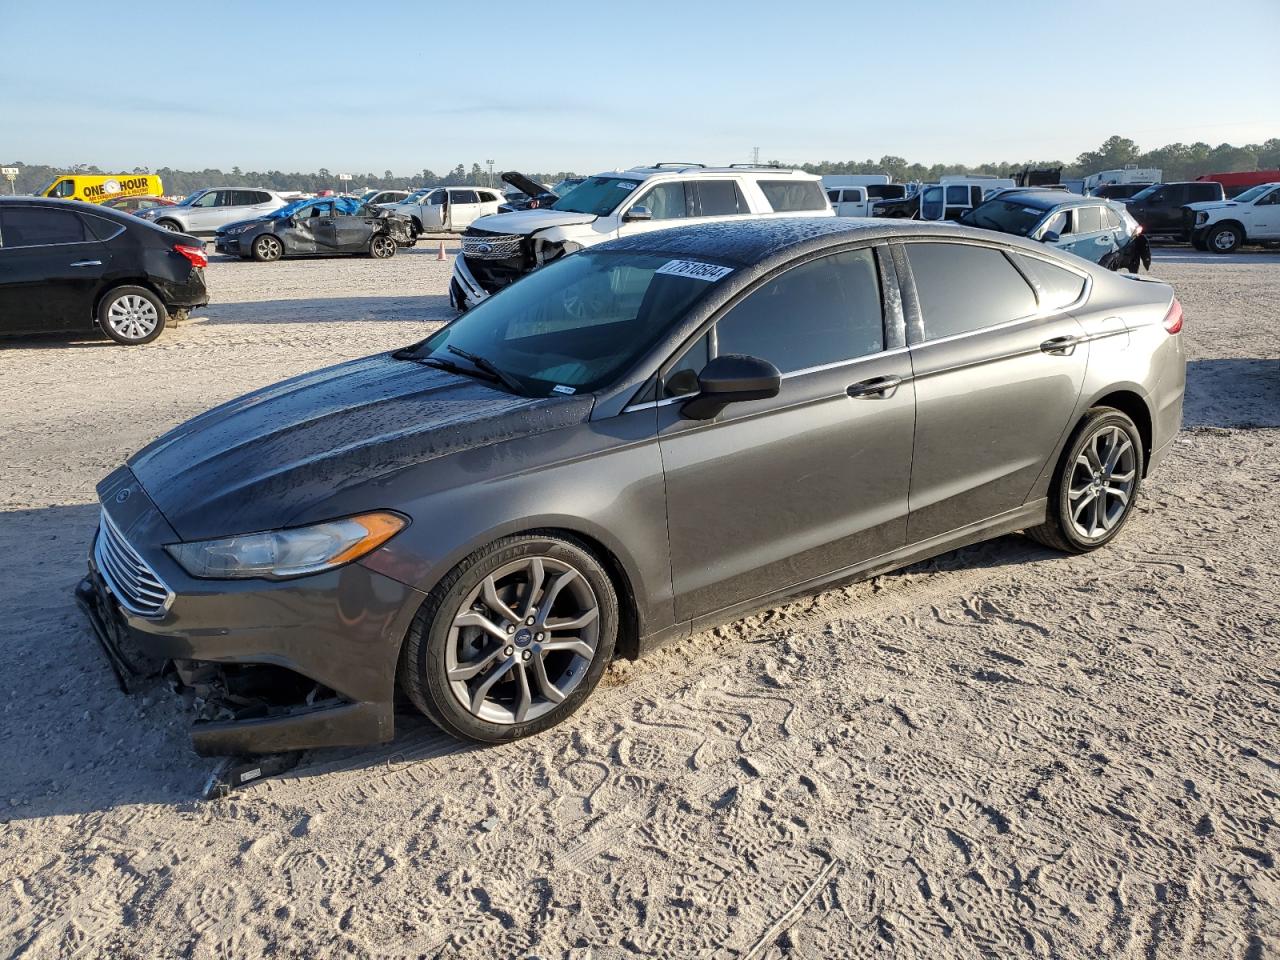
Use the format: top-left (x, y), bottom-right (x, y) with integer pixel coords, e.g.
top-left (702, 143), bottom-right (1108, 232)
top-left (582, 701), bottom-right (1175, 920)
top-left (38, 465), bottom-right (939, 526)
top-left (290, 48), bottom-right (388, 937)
top-left (961, 190), bottom-right (1151, 272)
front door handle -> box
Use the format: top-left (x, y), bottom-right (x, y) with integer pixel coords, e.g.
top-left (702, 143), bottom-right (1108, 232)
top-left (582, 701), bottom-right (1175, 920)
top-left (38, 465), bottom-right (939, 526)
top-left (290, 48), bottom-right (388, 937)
top-left (70, 259), bottom-right (102, 267)
top-left (847, 375), bottom-right (903, 398)
top-left (1040, 335), bottom-right (1079, 355)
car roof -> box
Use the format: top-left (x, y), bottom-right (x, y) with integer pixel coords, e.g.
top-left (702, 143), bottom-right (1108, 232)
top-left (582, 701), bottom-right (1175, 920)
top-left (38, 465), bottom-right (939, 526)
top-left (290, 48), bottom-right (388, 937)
top-left (0, 195), bottom-right (137, 221)
top-left (590, 165), bottom-right (820, 183)
top-left (593, 216), bottom-right (1065, 269)
top-left (989, 191), bottom-right (1112, 211)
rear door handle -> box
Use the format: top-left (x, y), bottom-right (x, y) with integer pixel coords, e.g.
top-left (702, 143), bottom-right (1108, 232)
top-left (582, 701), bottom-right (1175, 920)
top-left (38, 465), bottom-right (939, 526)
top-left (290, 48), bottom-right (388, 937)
top-left (847, 375), bottom-right (903, 398)
top-left (70, 260), bottom-right (102, 267)
top-left (1040, 335), bottom-right (1079, 355)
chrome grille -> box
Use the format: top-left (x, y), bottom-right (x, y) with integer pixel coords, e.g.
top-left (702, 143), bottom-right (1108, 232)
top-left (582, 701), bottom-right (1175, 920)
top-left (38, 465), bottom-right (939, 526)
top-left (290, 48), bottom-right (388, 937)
top-left (95, 509), bottom-right (173, 619)
top-left (462, 234), bottom-right (523, 259)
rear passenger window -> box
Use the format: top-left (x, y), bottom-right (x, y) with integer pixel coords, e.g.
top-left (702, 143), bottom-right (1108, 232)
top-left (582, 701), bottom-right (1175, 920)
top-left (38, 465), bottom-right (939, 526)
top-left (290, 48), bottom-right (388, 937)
top-left (1013, 254), bottom-right (1086, 311)
top-left (452, 190), bottom-right (480, 204)
top-left (635, 182), bottom-right (689, 220)
top-left (80, 213), bottom-right (124, 241)
top-left (0, 206), bottom-right (88, 247)
top-left (758, 180), bottom-right (827, 212)
top-left (1102, 207), bottom-right (1121, 230)
top-left (716, 248), bottom-right (883, 374)
top-left (696, 181), bottom-right (747, 216)
top-left (1075, 206), bottom-right (1103, 233)
top-left (906, 242), bottom-right (1037, 340)
top-left (945, 185), bottom-right (968, 204)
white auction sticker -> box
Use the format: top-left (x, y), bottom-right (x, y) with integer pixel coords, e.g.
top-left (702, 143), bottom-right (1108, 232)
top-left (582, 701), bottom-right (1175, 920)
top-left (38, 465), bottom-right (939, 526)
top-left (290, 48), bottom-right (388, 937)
top-left (655, 259), bottom-right (734, 282)
top-left (552, 384), bottom-right (576, 395)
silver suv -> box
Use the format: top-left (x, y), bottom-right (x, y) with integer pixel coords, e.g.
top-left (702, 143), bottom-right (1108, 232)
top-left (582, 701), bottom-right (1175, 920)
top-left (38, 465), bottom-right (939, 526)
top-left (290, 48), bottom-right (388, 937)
top-left (137, 188), bottom-right (289, 236)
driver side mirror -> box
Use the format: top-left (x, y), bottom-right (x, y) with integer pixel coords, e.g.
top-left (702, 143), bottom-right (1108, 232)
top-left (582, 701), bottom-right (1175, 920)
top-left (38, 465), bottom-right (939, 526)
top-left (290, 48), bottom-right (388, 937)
top-left (624, 205), bottom-right (652, 222)
top-left (1040, 231), bottom-right (1060, 244)
top-left (681, 354), bottom-right (781, 420)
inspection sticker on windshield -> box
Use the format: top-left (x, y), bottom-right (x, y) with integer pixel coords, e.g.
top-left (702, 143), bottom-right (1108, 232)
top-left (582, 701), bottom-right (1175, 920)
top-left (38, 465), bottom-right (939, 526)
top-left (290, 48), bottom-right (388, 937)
top-left (552, 384), bottom-right (576, 395)
top-left (617, 181), bottom-right (638, 190)
top-left (656, 259), bottom-right (734, 282)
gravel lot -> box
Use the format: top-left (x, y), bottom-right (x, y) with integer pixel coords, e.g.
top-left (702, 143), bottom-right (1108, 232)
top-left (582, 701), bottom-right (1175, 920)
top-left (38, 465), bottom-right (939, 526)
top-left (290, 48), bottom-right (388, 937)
top-left (1, 243), bottom-right (1277, 959)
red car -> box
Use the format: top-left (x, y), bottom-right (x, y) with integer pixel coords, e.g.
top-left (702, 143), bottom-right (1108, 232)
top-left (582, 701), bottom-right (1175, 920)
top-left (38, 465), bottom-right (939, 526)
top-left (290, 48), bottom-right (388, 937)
top-left (102, 196), bottom-right (176, 213)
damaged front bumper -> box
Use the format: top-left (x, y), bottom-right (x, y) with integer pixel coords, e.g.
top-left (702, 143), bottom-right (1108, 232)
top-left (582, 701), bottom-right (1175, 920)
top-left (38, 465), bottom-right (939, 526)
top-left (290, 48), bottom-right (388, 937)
top-left (76, 469), bottom-right (425, 756)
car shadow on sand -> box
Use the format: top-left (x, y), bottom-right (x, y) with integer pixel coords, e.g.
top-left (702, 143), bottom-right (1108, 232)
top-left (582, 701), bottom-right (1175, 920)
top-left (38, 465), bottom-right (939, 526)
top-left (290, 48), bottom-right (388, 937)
top-left (198, 294), bottom-right (453, 327)
top-left (1184, 358), bottom-right (1280, 429)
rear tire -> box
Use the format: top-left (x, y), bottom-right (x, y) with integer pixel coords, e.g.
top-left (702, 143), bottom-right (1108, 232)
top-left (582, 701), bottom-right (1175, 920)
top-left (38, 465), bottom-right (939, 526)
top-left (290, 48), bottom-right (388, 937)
top-left (1207, 223), bottom-right (1242, 254)
top-left (98, 285), bottom-right (167, 346)
top-left (399, 533), bottom-right (619, 743)
top-left (1026, 407), bottom-right (1143, 554)
top-left (155, 219), bottom-right (181, 232)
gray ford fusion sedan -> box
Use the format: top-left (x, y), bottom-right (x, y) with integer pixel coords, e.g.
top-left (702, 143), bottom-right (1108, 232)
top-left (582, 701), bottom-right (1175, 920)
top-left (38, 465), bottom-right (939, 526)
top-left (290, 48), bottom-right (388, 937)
top-left (77, 218), bottom-right (1185, 754)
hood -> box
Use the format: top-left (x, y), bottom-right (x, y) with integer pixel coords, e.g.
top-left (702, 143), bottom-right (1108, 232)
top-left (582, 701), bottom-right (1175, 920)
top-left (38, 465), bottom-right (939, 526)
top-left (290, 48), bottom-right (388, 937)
top-left (1184, 200), bottom-right (1235, 213)
top-left (128, 354), bottom-right (594, 540)
top-left (501, 171), bottom-right (554, 200)
top-left (217, 216), bottom-right (270, 235)
top-left (469, 209), bottom-right (597, 235)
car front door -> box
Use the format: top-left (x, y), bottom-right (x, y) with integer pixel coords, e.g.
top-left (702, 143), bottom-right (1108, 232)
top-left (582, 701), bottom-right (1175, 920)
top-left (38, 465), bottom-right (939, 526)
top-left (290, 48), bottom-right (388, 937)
top-left (1249, 186), bottom-right (1280, 237)
top-left (899, 240), bottom-right (1089, 542)
top-left (621, 180), bottom-right (694, 237)
top-left (421, 189), bottom-right (447, 229)
top-left (0, 205), bottom-right (109, 335)
top-left (333, 202), bottom-right (375, 251)
top-left (304, 201), bottom-right (339, 251)
top-left (657, 245), bottom-right (915, 623)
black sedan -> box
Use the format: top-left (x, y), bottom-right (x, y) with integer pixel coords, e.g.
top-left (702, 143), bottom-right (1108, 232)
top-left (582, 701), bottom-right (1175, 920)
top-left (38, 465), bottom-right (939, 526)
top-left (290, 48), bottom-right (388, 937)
top-left (0, 197), bottom-right (208, 346)
top-left (215, 196), bottom-right (411, 262)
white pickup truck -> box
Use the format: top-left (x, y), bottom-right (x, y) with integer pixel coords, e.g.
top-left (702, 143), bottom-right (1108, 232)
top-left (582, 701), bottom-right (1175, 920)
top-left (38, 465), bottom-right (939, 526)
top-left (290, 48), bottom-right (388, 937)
top-left (1185, 182), bottom-right (1280, 253)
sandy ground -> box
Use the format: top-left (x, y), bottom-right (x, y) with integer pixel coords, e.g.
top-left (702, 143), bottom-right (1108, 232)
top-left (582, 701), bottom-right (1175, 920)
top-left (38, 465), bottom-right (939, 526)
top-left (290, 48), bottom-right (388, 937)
top-left (1, 243), bottom-right (1277, 960)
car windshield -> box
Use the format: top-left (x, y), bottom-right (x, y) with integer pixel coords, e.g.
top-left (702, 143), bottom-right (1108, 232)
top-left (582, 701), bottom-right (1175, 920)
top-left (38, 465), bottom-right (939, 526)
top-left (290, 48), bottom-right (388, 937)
top-left (404, 189), bottom-right (431, 202)
top-left (963, 199), bottom-right (1053, 236)
top-left (1231, 184), bottom-right (1274, 203)
top-left (551, 176), bottom-right (642, 216)
top-left (407, 251), bottom-right (727, 395)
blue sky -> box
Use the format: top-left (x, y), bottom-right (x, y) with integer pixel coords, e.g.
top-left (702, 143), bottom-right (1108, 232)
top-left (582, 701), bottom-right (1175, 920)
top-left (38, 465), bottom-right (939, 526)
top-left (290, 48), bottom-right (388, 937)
top-left (4, 0), bottom-right (1277, 174)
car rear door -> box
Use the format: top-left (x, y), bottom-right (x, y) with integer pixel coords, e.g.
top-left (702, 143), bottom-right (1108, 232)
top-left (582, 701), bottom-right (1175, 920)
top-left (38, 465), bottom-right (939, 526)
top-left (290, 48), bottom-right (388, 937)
top-left (447, 190), bottom-right (482, 230)
top-left (898, 240), bottom-right (1088, 542)
top-left (657, 245), bottom-right (914, 623)
top-left (0, 205), bottom-right (110, 335)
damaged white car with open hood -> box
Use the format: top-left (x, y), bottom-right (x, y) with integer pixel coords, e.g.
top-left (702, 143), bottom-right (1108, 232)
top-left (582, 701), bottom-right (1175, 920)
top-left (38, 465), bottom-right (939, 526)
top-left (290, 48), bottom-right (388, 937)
top-left (449, 163), bottom-right (832, 311)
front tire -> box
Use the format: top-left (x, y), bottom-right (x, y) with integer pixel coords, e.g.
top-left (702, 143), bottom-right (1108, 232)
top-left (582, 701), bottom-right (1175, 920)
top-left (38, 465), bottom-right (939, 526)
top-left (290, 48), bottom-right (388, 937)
top-left (369, 233), bottom-right (397, 259)
top-left (252, 234), bottom-right (284, 262)
top-left (1026, 407), bottom-right (1143, 554)
top-left (1191, 234), bottom-right (1208, 251)
top-left (399, 533), bottom-right (619, 743)
top-left (1207, 223), bottom-right (1242, 254)
top-left (98, 285), bottom-right (167, 345)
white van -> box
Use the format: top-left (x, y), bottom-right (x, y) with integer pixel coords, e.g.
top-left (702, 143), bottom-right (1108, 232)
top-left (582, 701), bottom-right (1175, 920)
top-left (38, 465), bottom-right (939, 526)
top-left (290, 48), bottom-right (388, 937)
top-left (389, 186), bottom-right (506, 238)
top-left (450, 164), bottom-right (832, 311)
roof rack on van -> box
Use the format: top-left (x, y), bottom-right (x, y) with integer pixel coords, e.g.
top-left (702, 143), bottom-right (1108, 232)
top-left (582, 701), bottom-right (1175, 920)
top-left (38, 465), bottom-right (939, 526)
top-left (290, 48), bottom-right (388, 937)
top-left (651, 162), bottom-right (705, 169)
top-left (727, 162), bottom-right (786, 169)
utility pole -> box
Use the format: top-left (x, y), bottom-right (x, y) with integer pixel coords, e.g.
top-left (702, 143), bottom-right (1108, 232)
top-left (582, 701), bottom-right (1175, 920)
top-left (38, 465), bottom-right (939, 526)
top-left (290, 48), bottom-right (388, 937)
top-left (486, 159), bottom-right (494, 187)
top-left (752, 146), bottom-right (760, 166)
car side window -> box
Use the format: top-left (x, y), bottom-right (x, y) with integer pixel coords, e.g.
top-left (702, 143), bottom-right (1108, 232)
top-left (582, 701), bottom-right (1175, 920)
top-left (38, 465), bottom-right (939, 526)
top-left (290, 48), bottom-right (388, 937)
top-left (1257, 188), bottom-right (1280, 206)
top-left (427, 190), bottom-right (445, 205)
top-left (945, 185), bottom-right (968, 205)
top-left (757, 180), bottom-right (827, 212)
top-left (1041, 210), bottom-right (1070, 236)
top-left (1075, 206), bottom-right (1103, 233)
top-left (694, 181), bottom-right (747, 216)
top-left (0, 206), bottom-right (88, 247)
top-left (51, 180), bottom-right (75, 198)
top-left (662, 333), bottom-right (711, 398)
top-left (634, 181), bottom-right (689, 220)
top-left (1012, 253), bottom-right (1086, 311)
top-left (906, 242), bottom-right (1037, 341)
top-left (452, 190), bottom-right (479, 204)
top-left (1102, 207), bottom-right (1122, 230)
top-left (715, 247), bottom-right (884, 374)
top-left (191, 192), bottom-right (218, 208)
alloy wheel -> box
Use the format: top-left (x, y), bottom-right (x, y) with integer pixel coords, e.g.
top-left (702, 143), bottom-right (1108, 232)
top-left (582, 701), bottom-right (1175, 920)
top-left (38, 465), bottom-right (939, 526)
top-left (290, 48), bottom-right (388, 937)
top-left (1067, 425), bottom-right (1136, 539)
top-left (372, 235), bottom-right (396, 258)
top-left (1212, 230), bottom-right (1237, 252)
top-left (105, 294), bottom-right (159, 342)
top-left (255, 236), bottom-right (282, 260)
top-left (445, 556), bottom-right (600, 725)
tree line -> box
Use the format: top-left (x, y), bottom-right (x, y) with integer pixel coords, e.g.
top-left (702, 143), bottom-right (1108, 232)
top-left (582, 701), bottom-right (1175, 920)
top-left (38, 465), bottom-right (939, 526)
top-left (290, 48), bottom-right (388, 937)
top-left (5, 136), bottom-right (1278, 198)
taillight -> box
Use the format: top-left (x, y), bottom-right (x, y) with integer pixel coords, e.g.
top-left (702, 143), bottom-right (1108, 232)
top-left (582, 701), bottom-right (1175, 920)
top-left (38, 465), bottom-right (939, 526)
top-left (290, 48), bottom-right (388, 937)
top-left (1163, 298), bottom-right (1183, 334)
top-left (174, 243), bottom-right (207, 269)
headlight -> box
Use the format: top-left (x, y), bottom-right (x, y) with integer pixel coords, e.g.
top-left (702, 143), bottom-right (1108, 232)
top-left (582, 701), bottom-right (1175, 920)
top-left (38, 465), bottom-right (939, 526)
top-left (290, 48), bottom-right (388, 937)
top-left (166, 511), bottom-right (407, 579)
top-left (224, 223), bottom-right (252, 236)
top-left (532, 238), bottom-right (583, 266)
top-left (1195, 211), bottom-right (1208, 225)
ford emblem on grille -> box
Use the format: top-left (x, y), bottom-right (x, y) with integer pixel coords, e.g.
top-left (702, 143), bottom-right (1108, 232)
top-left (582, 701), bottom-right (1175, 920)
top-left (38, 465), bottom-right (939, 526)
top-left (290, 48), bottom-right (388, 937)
top-left (475, 242), bottom-right (493, 254)
top-left (115, 488), bottom-right (132, 504)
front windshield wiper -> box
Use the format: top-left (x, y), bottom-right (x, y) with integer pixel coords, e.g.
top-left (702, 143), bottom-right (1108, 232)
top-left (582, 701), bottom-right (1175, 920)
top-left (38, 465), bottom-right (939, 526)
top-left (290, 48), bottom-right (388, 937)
top-left (446, 345), bottom-right (525, 395)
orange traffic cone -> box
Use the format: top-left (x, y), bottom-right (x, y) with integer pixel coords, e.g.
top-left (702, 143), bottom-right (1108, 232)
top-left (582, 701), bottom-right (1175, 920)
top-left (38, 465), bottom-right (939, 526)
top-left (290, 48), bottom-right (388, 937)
top-left (437, 240), bottom-right (447, 261)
